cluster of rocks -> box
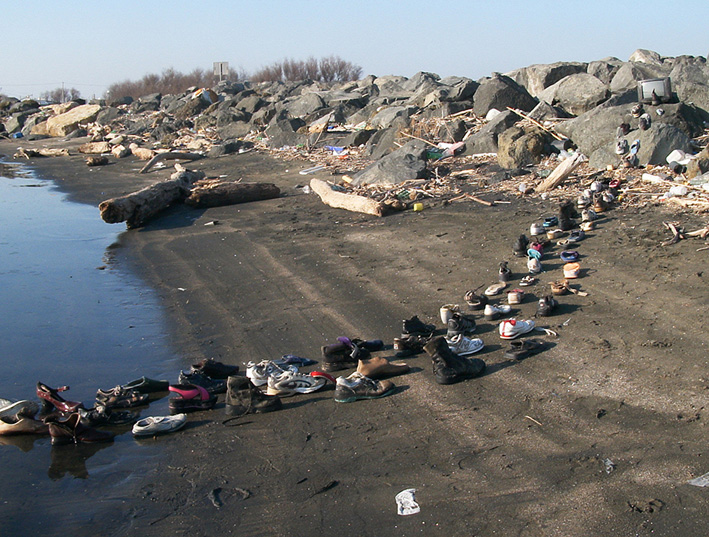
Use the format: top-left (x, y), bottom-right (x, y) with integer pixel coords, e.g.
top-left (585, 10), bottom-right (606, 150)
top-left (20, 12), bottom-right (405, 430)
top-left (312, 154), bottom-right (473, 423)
top-left (2, 48), bottom-right (708, 182)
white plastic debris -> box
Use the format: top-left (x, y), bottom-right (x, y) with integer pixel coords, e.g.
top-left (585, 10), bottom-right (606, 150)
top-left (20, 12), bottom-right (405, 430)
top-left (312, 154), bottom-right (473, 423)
top-left (299, 165), bottom-right (326, 175)
top-left (688, 472), bottom-right (709, 487)
top-left (396, 488), bottom-right (420, 516)
top-left (666, 149), bottom-right (694, 166)
top-left (641, 173), bottom-right (665, 184)
top-left (485, 108), bottom-right (501, 121)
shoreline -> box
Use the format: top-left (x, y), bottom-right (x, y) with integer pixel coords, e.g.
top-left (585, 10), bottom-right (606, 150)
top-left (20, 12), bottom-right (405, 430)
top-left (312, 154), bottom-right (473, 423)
top-left (2, 137), bottom-right (708, 537)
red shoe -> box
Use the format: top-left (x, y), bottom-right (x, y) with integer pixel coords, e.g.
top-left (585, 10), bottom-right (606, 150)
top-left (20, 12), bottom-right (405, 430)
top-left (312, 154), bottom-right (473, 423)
top-left (168, 384), bottom-right (217, 414)
top-left (37, 382), bottom-right (84, 413)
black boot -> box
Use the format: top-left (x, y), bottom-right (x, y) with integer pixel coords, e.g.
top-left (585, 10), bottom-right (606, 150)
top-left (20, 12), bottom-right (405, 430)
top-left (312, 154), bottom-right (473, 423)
top-left (558, 200), bottom-right (578, 231)
top-left (424, 336), bottom-right (486, 385)
top-left (513, 234), bottom-right (529, 257)
top-left (225, 376), bottom-right (282, 417)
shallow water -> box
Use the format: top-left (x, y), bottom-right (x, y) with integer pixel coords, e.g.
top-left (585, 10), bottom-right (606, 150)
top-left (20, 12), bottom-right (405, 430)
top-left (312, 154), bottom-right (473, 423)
top-left (0, 162), bottom-right (183, 534)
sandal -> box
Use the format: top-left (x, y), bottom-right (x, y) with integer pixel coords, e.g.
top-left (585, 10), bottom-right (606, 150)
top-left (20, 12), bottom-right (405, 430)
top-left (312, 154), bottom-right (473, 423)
top-left (484, 282), bottom-right (507, 296)
top-left (519, 275), bottom-right (537, 287)
top-left (36, 382), bottom-right (84, 413)
top-left (550, 280), bottom-right (570, 296)
top-left (464, 289), bottom-right (488, 310)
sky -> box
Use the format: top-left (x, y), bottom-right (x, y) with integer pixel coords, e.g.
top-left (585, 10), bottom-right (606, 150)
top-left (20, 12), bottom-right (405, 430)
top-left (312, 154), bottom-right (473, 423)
top-left (2, 0), bottom-right (708, 100)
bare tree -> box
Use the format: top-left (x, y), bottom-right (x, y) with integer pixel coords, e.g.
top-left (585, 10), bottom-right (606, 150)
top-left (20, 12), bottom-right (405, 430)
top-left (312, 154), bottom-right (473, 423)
top-left (40, 87), bottom-right (82, 103)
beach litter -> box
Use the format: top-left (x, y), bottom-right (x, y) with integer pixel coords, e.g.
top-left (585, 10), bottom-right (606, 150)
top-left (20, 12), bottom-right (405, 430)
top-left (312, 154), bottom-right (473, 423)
top-left (395, 488), bottom-right (420, 516)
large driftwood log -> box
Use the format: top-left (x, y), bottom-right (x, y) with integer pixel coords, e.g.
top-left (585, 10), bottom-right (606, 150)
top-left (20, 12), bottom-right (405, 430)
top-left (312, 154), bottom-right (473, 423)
top-left (185, 181), bottom-right (280, 208)
top-left (139, 151), bottom-right (204, 174)
top-left (99, 165), bottom-right (204, 228)
top-left (536, 152), bottom-right (587, 192)
top-left (310, 178), bottom-right (387, 216)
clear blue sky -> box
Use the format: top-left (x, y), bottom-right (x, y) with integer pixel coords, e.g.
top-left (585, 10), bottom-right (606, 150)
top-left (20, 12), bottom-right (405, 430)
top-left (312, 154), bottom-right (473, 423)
top-left (2, 0), bottom-right (708, 100)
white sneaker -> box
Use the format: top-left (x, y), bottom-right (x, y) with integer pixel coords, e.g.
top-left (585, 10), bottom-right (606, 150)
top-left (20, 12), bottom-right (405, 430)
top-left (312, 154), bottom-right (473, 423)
top-left (445, 334), bottom-right (484, 355)
top-left (266, 370), bottom-right (326, 396)
top-left (246, 360), bottom-right (298, 386)
top-left (132, 414), bottom-right (187, 436)
top-left (498, 319), bottom-right (536, 340)
top-left (484, 303), bottom-right (512, 320)
top-left (439, 304), bottom-right (460, 324)
top-left (527, 257), bottom-right (542, 274)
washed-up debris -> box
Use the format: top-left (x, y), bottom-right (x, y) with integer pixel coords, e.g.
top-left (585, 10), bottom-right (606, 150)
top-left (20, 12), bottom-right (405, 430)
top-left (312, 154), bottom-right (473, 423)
top-left (688, 471), bottom-right (709, 487)
top-left (395, 488), bottom-right (420, 516)
top-left (86, 155), bottom-right (108, 166)
top-left (13, 147), bottom-right (70, 158)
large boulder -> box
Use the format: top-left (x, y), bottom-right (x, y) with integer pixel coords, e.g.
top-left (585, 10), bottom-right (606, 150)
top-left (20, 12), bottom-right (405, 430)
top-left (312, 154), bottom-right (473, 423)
top-left (628, 49), bottom-right (664, 66)
top-left (461, 110), bottom-right (519, 155)
top-left (473, 74), bottom-right (537, 117)
top-left (370, 105), bottom-right (417, 129)
top-left (263, 111), bottom-right (305, 148)
top-left (538, 73), bottom-right (609, 116)
top-left (283, 93), bottom-right (326, 118)
top-left (587, 58), bottom-right (623, 84)
top-left (609, 62), bottom-right (670, 93)
top-left (686, 146), bottom-right (709, 179)
top-left (497, 126), bottom-right (546, 169)
top-left (439, 76), bottom-right (479, 102)
top-left (350, 140), bottom-right (428, 186)
top-left (46, 104), bottom-right (101, 137)
top-left (506, 61), bottom-right (587, 98)
top-left (668, 56), bottom-right (709, 114)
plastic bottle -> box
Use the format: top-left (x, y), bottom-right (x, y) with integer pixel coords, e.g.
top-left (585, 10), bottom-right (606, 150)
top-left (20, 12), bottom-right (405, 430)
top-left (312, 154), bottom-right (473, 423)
top-left (668, 185), bottom-right (688, 197)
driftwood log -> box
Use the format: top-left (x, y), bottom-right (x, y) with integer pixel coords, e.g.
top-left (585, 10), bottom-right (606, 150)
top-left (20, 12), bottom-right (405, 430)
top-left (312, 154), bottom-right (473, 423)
top-left (185, 181), bottom-right (280, 208)
top-left (99, 165), bottom-right (204, 228)
top-left (310, 178), bottom-right (387, 216)
top-left (139, 151), bottom-right (204, 174)
top-left (536, 152), bottom-right (587, 192)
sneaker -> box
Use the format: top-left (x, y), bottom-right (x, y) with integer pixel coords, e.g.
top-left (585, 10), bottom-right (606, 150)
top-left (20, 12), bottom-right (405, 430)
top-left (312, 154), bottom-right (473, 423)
top-left (393, 334), bottom-right (430, 357)
top-left (446, 313), bottom-right (476, 338)
top-left (225, 376), bottom-right (282, 417)
top-left (639, 113), bottom-right (651, 131)
top-left (0, 398), bottom-right (39, 420)
top-left (445, 334), bottom-right (484, 355)
top-left (530, 222), bottom-right (544, 235)
top-left (178, 370), bottom-right (227, 394)
top-left (132, 414), bottom-right (187, 437)
top-left (567, 230), bottom-right (585, 243)
top-left (581, 209), bottom-right (597, 222)
top-left (401, 315), bottom-right (436, 338)
top-left (191, 358), bottom-right (239, 379)
top-left (266, 370), bottom-right (326, 396)
top-left (439, 304), bottom-right (460, 324)
top-left (334, 372), bottom-right (394, 403)
top-left (246, 360), bottom-right (297, 387)
top-left (484, 303), bottom-right (511, 321)
top-left (499, 319), bottom-right (536, 340)
top-left (507, 289), bottom-right (524, 305)
top-left (615, 138), bottom-right (629, 155)
top-left (631, 103), bottom-right (644, 118)
top-left (536, 295), bottom-right (558, 317)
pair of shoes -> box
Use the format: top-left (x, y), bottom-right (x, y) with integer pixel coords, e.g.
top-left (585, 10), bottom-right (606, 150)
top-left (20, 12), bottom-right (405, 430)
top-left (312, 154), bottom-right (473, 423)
top-left (499, 319), bottom-right (536, 339)
top-left (445, 334), bottom-right (484, 355)
top-left (168, 384), bottom-right (217, 414)
top-left (424, 336), bottom-right (486, 385)
top-left (191, 358), bottom-right (239, 379)
top-left (96, 386), bottom-right (150, 409)
top-left (132, 414), bottom-right (187, 437)
top-left (504, 339), bottom-right (547, 360)
top-left (464, 289), bottom-right (488, 310)
top-left (79, 403), bottom-right (138, 426)
top-left (440, 304), bottom-right (461, 324)
top-left (484, 303), bottom-right (512, 320)
top-left (246, 360), bottom-right (298, 386)
top-left (357, 356), bottom-right (410, 378)
top-left (334, 372), bottom-right (394, 403)
top-left (37, 383), bottom-right (84, 414)
top-left (498, 261), bottom-right (511, 282)
top-left (402, 316), bottom-right (436, 338)
top-left (446, 312), bottom-right (476, 338)
top-left (484, 282), bottom-right (507, 296)
top-left (122, 377), bottom-right (169, 393)
top-left (266, 370), bottom-right (328, 396)
top-left (44, 412), bottom-right (115, 445)
top-left (225, 376), bottom-right (282, 417)
top-left (513, 234), bottom-right (529, 257)
top-left (536, 295), bottom-right (559, 317)
top-left (393, 334), bottom-right (430, 357)
top-left (507, 289), bottom-right (524, 304)
top-left (178, 370), bottom-right (227, 394)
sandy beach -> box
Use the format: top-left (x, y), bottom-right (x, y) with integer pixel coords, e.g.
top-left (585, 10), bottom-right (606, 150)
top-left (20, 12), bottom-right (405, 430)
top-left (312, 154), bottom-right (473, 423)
top-left (1, 135), bottom-right (708, 537)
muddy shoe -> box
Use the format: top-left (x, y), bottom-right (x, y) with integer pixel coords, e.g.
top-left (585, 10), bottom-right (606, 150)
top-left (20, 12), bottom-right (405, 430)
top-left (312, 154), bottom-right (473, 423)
top-left (357, 356), bottom-right (410, 379)
top-left (334, 372), bottom-right (394, 403)
top-left (513, 234), bottom-right (529, 257)
top-left (424, 336), bottom-right (486, 385)
top-left (45, 412), bottom-right (115, 445)
top-left (504, 339), bottom-right (547, 360)
top-left (536, 295), bottom-right (559, 317)
top-left (225, 376), bottom-right (282, 417)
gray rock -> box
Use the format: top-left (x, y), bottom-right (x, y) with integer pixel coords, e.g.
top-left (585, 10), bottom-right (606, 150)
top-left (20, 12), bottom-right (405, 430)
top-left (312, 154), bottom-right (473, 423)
top-left (341, 128), bottom-right (375, 148)
top-left (132, 93), bottom-right (161, 113)
top-left (217, 122), bottom-right (252, 140)
top-left (4, 110), bottom-right (36, 134)
top-left (496, 126), bottom-right (546, 169)
top-left (108, 95), bottom-right (133, 107)
top-left (669, 56), bottom-right (709, 112)
top-left (96, 107), bottom-right (122, 126)
top-left (686, 146), bottom-right (709, 178)
top-left (609, 62), bottom-right (670, 93)
top-left (506, 62), bottom-right (587, 98)
top-left (351, 140), bottom-right (428, 186)
top-left (462, 110), bottom-right (519, 155)
top-left (587, 58), bottom-right (623, 85)
top-left (213, 80), bottom-right (245, 95)
top-left (20, 114), bottom-right (46, 137)
top-left (370, 105), bottom-right (417, 129)
top-left (437, 119), bottom-right (466, 143)
top-left (283, 93), bottom-right (326, 118)
top-left (473, 74), bottom-right (537, 117)
top-left (216, 108), bottom-right (251, 127)
top-left (629, 49), bottom-right (664, 65)
top-left (373, 75), bottom-right (410, 98)
top-left (9, 100), bottom-right (39, 114)
top-left (401, 72), bottom-right (440, 93)
top-left (174, 97), bottom-right (210, 120)
top-left (364, 127), bottom-right (400, 160)
top-left (527, 101), bottom-right (572, 122)
top-left (538, 73), bottom-right (609, 116)
top-left (422, 101), bottom-right (474, 119)
top-left (236, 95), bottom-right (265, 114)
top-left (439, 76), bottom-right (479, 101)
top-left (207, 138), bottom-right (247, 158)
top-left (264, 113), bottom-right (306, 148)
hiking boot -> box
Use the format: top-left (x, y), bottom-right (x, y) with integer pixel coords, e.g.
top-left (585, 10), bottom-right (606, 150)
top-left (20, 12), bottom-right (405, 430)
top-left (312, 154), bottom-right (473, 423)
top-left (225, 375), bottom-right (282, 417)
top-left (393, 334), bottom-right (429, 357)
top-left (513, 234), bottom-right (529, 257)
top-left (424, 336), bottom-right (486, 385)
top-left (178, 370), bottom-right (227, 394)
top-left (334, 372), bottom-right (394, 403)
top-left (536, 295), bottom-right (558, 317)
top-left (191, 358), bottom-right (240, 379)
top-left (246, 360), bottom-right (297, 387)
top-left (558, 200), bottom-right (577, 231)
top-left (446, 313), bottom-right (476, 338)
top-left (401, 315), bottom-right (436, 338)
top-left (322, 339), bottom-right (366, 372)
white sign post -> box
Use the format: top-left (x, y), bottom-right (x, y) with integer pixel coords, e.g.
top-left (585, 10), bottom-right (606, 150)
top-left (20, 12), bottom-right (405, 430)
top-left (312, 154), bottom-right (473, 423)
top-left (213, 62), bottom-right (229, 82)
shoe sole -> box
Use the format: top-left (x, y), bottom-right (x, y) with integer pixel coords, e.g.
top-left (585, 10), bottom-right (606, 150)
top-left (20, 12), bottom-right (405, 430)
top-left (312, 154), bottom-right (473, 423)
top-left (334, 388), bottom-right (394, 403)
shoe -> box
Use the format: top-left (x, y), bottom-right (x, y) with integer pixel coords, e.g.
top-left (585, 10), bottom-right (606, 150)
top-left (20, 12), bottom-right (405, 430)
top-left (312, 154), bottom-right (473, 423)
top-left (464, 289), bottom-right (488, 310)
top-left (546, 229), bottom-right (563, 240)
top-left (550, 280), bottom-right (570, 296)
top-left (498, 261), bottom-right (511, 282)
top-left (536, 295), bottom-right (559, 317)
top-left (225, 376), bottom-right (282, 417)
top-left (513, 234), bottom-right (529, 257)
top-left (79, 403), bottom-right (138, 426)
top-left (0, 415), bottom-right (48, 436)
top-left (191, 358), bottom-right (240, 379)
top-left (559, 250), bottom-right (579, 262)
top-left (357, 356), bottom-right (410, 379)
top-left (543, 216), bottom-right (558, 229)
top-left (168, 384), bottom-right (217, 414)
top-left (563, 262), bottom-right (581, 279)
top-left (530, 222), bottom-right (544, 235)
top-left (507, 289), bottom-right (524, 305)
top-left (440, 304), bottom-right (460, 324)
top-left (484, 282), bottom-right (507, 296)
top-left (615, 138), bottom-right (629, 155)
top-left (393, 334), bottom-right (430, 357)
top-left (177, 370), bottom-right (227, 394)
top-left (401, 316), bottom-right (436, 338)
top-left (132, 414), bottom-right (187, 437)
top-left (504, 339), bottom-right (547, 360)
top-left (499, 319), bottom-right (536, 340)
top-left (424, 336), bottom-right (486, 385)
top-left (322, 339), bottom-right (366, 372)
top-left (577, 194), bottom-right (591, 209)
top-left (618, 122), bottom-right (631, 136)
top-left (122, 377), bottom-right (169, 393)
top-left (529, 241), bottom-right (545, 255)
top-left (580, 221), bottom-right (595, 232)
top-left (45, 412), bottom-right (115, 445)
top-left (567, 230), bottom-right (585, 242)
top-left (0, 398), bottom-right (39, 420)
top-left (484, 303), bottom-right (512, 321)
top-left (630, 139), bottom-right (640, 155)
top-left (446, 312), bottom-right (476, 338)
top-left (246, 360), bottom-right (297, 387)
top-left (559, 200), bottom-right (578, 231)
top-left (527, 256), bottom-right (541, 274)
top-left (96, 386), bottom-right (150, 408)
top-left (36, 383), bottom-right (84, 414)
top-left (266, 370), bottom-right (327, 396)
top-left (581, 209), bottom-right (597, 222)
top-left (631, 103), bottom-right (644, 118)
top-left (445, 334), bottom-right (484, 355)
top-left (519, 275), bottom-right (537, 287)
top-left (639, 113), bottom-right (651, 131)
top-left (334, 372), bottom-right (394, 403)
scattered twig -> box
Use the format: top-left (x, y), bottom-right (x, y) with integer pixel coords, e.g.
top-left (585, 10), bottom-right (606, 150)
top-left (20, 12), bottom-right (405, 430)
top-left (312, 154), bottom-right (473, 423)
top-left (524, 415), bottom-right (543, 426)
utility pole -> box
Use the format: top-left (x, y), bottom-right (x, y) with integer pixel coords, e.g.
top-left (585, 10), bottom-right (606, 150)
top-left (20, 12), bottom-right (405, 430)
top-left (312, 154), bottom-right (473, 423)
top-left (61, 82), bottom-right (65, 103)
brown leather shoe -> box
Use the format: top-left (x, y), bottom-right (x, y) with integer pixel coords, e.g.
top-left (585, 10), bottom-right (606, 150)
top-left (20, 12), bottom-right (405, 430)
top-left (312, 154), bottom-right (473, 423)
top-left (0, 416), bottom-right (49, 436)
top-left (357, 356), bottom-right (410, 379)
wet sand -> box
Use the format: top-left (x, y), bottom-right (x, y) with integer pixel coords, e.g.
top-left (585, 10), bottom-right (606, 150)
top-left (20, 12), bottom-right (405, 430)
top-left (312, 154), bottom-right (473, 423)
top-left (2, 137), bottom-right (708, 537)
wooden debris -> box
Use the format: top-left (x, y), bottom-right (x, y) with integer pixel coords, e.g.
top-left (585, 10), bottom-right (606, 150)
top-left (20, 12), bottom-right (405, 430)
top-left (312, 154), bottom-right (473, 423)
top-left (185, 181), bottom-right (280, 208)
top-left (13, 147), bottom-right (70, 158)
top-left (310, 178), bottom-right (388, 217)
top-left (78, 141), bottom-right (110, 154)
top-left (139, 151), bottom-right (204, 174)
top-left (536, 152), bottom-right (587, 192)
top-left (507, 107), bottom-right (565, 141)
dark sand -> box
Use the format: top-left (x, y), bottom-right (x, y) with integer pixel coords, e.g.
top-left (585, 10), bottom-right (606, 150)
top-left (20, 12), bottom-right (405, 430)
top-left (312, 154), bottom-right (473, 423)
top-left (2, 137), bottom-right (707, 537)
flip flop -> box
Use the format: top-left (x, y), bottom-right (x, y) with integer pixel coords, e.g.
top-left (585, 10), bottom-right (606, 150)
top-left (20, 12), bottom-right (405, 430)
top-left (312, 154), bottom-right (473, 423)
top-left (504, 339), bottom-right (547, 360)
top-left (484, 282), bottom-right (507, 296)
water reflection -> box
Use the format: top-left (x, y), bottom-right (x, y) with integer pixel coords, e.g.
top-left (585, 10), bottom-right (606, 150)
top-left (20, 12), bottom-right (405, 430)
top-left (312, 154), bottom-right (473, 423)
top-left (48, 442), bottom-right (113, 481)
